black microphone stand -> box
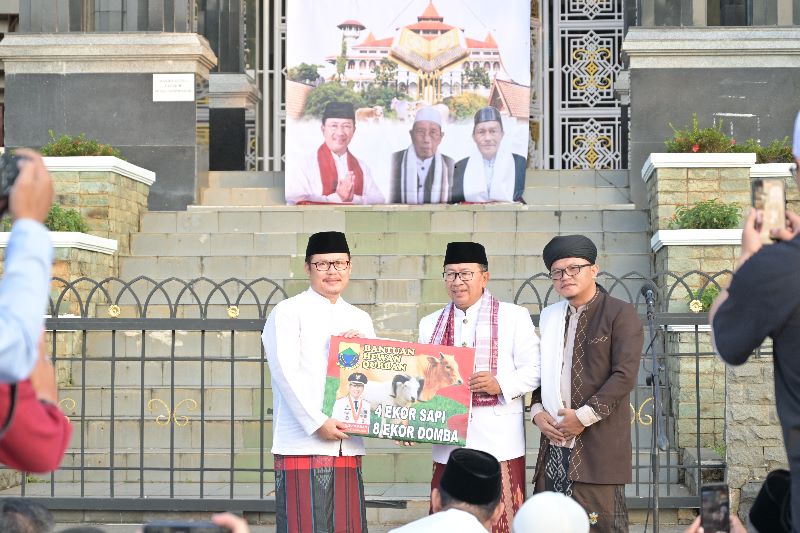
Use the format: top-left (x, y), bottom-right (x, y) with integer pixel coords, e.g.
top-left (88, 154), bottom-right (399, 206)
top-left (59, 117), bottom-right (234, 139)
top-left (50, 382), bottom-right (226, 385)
top-left (643, 285), bottom-right (668, 533)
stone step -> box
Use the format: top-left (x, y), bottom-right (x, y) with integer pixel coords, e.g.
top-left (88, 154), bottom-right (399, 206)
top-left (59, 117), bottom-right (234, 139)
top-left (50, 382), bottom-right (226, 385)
top-left (50, 443), bottom-right (680, 484)
top-left (128, 230), bottom-right (651, 257)
top-left (198, 187), bottom-right (634, 207)
top-left (208, 171), bottom-right (283, 188)
top-left (14, 487), bottom-right (697, 530)
top-left (523, 184), bottom-right (633, 206)
top-left (204, 170), bottom-right (631, 191)
top-left (141, 207), bottom-right (649, 235)
top-left (525, 169), bottom-right (630, 188)
top-left (199, 186), bottom-right (285, 206)
top-left (95, 264), bottom-right (653, 308)
top-left (119, 246), bottom-right (651, 280)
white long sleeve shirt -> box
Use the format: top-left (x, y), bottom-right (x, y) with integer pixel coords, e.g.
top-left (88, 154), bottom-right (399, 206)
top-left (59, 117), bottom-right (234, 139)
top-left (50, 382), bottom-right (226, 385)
top-left (262, 288), bottom-right (376, 456)
top-left (419, 299), bottom-right (541, 463)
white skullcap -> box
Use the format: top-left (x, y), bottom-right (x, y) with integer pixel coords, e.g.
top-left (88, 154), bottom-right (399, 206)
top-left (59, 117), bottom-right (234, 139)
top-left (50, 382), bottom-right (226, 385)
top-left (414, 106), bottom-right (442, 126)
top-left (512, 492), bottom-right (590, 533)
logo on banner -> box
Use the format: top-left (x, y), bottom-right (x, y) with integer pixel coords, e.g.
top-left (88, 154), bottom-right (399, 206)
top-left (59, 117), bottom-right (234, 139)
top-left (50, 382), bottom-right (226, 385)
top-left (337, 342), bottom-right (361, 368)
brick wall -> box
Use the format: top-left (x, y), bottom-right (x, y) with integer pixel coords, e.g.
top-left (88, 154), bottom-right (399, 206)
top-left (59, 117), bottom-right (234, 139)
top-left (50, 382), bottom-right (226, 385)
top-left (647, 166), bottom-right (751, 232)
top-left (53, 169), bottom-right (150, 256)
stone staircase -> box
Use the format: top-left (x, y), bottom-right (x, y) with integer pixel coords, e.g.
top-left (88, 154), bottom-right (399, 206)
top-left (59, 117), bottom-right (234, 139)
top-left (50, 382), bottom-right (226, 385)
top-left (11, 170), bottom-right (695, 527)
top-left (122, 169), bottom-right (652, 340)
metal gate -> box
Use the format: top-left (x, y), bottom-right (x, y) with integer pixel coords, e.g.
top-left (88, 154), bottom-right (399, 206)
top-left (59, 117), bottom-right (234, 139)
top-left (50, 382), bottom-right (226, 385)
top-left (0, 272), bottom-right (731, 512)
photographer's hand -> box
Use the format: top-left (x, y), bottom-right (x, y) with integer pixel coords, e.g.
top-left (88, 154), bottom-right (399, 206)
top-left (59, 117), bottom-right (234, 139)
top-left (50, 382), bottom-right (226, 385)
top-left (10, 149), bottom-right (54, 224)
top-left (737, 208), bottom-right (763, 269)
top-left (212, 512), bottom-right (251, 533)
top-left (770, 209), bottom-right (800, 242)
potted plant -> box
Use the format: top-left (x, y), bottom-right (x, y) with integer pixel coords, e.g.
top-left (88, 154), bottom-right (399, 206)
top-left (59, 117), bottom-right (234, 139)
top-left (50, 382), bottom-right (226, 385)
top-left (37, 131), bottom-right (155, 256)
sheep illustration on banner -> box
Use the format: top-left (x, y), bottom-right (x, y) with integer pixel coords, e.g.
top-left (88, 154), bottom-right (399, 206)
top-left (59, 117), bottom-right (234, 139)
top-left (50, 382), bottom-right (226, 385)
top-left (323, 336), bottom-right (475, 445)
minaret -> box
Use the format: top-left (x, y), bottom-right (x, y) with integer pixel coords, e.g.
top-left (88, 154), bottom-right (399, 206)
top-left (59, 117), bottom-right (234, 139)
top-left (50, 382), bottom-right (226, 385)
top-left (337, 19), bottom-right (366, 51)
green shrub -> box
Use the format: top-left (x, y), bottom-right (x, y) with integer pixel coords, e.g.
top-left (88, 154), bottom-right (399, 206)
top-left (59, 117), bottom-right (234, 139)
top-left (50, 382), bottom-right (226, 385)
top-left (303, 82), bottom-right (364, 118)
top-left (665, 116), bottom-right (793, 162)
top-left (688, 285), bottom-right (720, 312)
top-left (1, 205), bottom-right (90, 233)
top-left (443, 93), bottom-right (486, 121)
top-left (668, 198), bottom-right (741, 229)
top-left (756, 137), bottom-right (793, 163)
top-left (40, 130), bottom-right (123, 158)
top-left (665, 114), bottom-right (734, 153)
top-left (45, 205), bottom-right (90, 232)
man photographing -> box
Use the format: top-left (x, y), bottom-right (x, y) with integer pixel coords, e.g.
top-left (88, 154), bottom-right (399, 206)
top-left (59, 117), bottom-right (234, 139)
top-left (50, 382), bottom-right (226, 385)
top-left (0, 149), bottom-right (54, 382)
top-left (709, 116), bottom-right (800, 533)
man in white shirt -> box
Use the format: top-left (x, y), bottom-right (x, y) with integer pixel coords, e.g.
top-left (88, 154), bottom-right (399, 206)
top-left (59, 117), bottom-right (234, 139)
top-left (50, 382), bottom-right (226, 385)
top-left (390, 448), bottom-right (504, 532)
top-left (418, 242), bottom-right (540, 533)
top-left (451, 107), bottom-right (526, 203)
top-left (286, 101), bottom-right (385, 205)
top-left (262, 231), bottom-right (376, 533)
top-left (389, 106), bottom-right (455, 204)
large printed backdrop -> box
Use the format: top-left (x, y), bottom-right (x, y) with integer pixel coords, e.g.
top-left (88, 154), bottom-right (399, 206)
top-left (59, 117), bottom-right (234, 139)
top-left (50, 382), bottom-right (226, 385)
top-left (286, 0), bottom-right (531, 205)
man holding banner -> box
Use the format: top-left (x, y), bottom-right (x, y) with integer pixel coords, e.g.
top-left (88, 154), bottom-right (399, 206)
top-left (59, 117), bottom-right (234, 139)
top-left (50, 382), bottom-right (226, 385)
top-left (285, 101), bottom-right (385, 205)
top-left (262, 231), bottom-right (375, 533)
top-left (451, 107), bottom-right (526, 203)
top-left (389, 106), bottom-right (455, 204)
top-left (418, 241), bottom-right (541, 533)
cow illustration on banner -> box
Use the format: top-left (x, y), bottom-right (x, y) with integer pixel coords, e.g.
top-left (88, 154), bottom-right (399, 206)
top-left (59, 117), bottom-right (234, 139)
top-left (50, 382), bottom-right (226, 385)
top-left (286, 0), bottom-right (531, 205)
top-left (323, 336), bottom-right (476, 445)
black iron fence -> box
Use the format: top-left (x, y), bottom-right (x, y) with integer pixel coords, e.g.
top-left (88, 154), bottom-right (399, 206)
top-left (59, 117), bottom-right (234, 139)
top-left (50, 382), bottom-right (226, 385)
top-left (0, 272), bottom-right (738, 512)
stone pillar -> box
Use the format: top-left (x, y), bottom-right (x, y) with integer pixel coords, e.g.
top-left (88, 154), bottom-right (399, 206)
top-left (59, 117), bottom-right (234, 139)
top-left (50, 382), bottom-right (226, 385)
top-left (0, 33), bottom-right (217, 210)
top-left (622, 27), bottom-right (800, 209)
top-left (726, 357), bottom-right (787, 517)
top-left (208, 73), bottom-right (260, 172)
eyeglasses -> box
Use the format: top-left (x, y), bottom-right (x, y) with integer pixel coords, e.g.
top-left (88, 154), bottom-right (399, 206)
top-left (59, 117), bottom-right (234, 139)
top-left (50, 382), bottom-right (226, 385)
top-left (549, 263), bottom-right (593, 280)
top-left (443, 270), bottom-right (480, 282)
top-left (310, 260), bottom-right (350, 271)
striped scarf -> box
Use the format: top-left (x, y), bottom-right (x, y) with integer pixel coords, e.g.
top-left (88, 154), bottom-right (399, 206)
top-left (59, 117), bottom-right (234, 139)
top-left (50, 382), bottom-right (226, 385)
top-left (429, 290), bottom-right (499, 407)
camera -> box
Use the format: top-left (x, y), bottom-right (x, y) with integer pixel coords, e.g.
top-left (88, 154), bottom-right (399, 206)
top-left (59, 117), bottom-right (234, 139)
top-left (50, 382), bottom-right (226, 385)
top-left (0, 152), bottom-right (21, 199)
top-left (0, 152), bottom-right (22, 216)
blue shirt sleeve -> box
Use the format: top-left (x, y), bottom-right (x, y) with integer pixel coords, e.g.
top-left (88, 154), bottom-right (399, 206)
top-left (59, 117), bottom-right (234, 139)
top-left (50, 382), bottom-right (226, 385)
top-left (0, 219), bottom-right (53, 382)
top-left (794, 111), bottom-right (800, 159)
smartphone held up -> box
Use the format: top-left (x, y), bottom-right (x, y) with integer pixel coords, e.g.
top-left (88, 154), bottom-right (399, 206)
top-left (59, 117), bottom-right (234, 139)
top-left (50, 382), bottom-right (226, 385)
top-left (701, 483), bottom-right (730, 533)
top-left (751, 177), bottom-right (787, 244)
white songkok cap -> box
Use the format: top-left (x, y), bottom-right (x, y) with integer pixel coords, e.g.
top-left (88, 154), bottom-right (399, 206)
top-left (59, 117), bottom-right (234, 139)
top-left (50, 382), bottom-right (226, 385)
top-left (414, 106), bottom-right (442, 126)
top-left (512, 492), bottom-right (590, 533)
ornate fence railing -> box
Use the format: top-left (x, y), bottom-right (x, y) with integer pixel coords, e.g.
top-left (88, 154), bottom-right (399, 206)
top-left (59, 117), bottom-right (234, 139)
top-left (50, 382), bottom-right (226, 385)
top-left (0, 273), bottom-right (737, 512)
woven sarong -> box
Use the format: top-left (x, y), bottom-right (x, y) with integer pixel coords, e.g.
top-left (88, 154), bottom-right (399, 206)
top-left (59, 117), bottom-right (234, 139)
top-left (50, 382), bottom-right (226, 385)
top-left (430, 456), bottom-right (525, 533)
top-left (274, 454), bottom-right (367, 533)
top-left (535, 446), bottom-right (629, 533)
top-left (544, 444), bottom-right (574, 496)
